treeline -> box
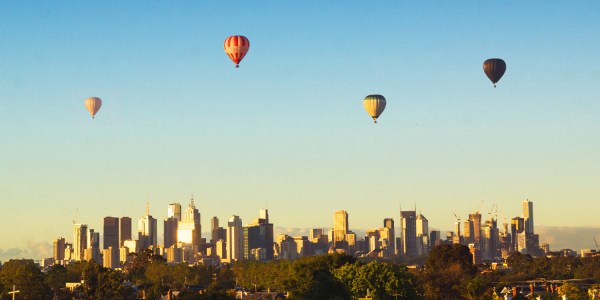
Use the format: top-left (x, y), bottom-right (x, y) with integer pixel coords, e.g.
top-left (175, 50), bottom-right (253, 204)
top-left (1, 245), bottom-right (600, 299)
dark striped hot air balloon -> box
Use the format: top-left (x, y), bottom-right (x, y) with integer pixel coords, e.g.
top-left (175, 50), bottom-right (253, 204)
top-left (363, 94), bottom-right (386, 124)
top-left (224, 35), bottom-right (250, 68)
top-left (483, 58), bottom-right (506, 88)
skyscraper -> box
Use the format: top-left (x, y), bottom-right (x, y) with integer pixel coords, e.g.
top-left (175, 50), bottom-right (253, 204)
top-left (164, 217), bottom-right (178, 248)
top-left (53, 237), bottom-right (66, 261)
top-left (333, 210), bottom-right (349, 249)
top-left (103, 217), bottom-right (119, 250)
top-left (400, 210), bottom-right (417, 257)
top-left (73, 224), bottom-right (88, 261)
top-left (177, 197), bottom-right (201, 250)
top-left (242, 209), bottom-right (274, 261)
top-left (168, 203), bottom-right (182, 221)
top-left (383, 218), bottom-right (395, 255)
top-left (469, 212), bottom-right (482, 248)
top-left (523, 199), bottom-right (534, 234)
top-left (211, 216), bottom-right (219, 244)
top-left (120, 217), bottom-right (132, 246)
top-left (226, 215), bottom-right (243, 262)
top-left (138, 203), bottom-right (157, 249)
top-left (416, 213), bottom-right (429, 255)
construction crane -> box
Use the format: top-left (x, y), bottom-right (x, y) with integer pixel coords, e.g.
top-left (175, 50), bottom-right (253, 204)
top-left (594, 237), bottom-right (599, 251)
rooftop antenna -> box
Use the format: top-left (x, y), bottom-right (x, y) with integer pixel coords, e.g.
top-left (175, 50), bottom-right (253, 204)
top-left (146, 201), bottom-right (150, 216)
top-left (190, 194), bottom-right (195, 207)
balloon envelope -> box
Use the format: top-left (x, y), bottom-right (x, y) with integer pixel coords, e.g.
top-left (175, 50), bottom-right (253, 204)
top-left (84, 97), bottom-right (102, 118)
top-left (363, 94), bottom-right (386, 123)
top-left (224, 35), bottom-right (250, 68)
top-left (483, 58), bottom-right (506, 87)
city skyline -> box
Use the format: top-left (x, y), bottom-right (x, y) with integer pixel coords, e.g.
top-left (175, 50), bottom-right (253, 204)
top-left (1, 2), bottom-right (599, 261)
top-left (3, 198), bottom-right (592, 263)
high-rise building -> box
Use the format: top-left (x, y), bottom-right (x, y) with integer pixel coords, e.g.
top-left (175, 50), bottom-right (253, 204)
top-left (73, 224), bottom-right (88, 261)
top-left (523, 199), bottom-right (534, 234)
top-left (102, 247), bottom-right (119, 269)
top-left (400, 210), bottom-right (417, 257)
top-left (333, 210), bottom-right (349, 249)
top-left (243, 209), bottom-right (274, 261)
top-left (469, 212), bottom-right (482, 248)
top-left (510, 217), bottom-right (525, 252)
top-left (210, 216), bottom-right (219, 245)
top-left (463, 219), bottom-right (474, 244)
top-left (416, 213), bottom-right (429, 255)
top-left (177, 197), bottom-right (201, 250)
top-left (138, 203), bottom-right (157, 249)
top-left (168, 203), bottom-right (182, 221)
top-left (103, 217), bottom-right (119, 250)
top-left (164, 217), bottom-right (178, 248)
top-left (383, 218), bottom-right (395, 255)
top-left (53, 237), bottom-right (66, 262)
top-left (226, 215), bottom-right (243, 262)
top-left (120, 217), bottom-right (132, 246)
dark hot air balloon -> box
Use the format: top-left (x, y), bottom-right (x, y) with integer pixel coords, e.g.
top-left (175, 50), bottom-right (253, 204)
top-left (363, 94), bottom-right (386, 124)
top-left (483, 58), bottom-right (506, 87)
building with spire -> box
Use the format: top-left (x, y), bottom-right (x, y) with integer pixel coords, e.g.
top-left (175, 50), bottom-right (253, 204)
top-left (400, 210), bottom-right (417, 257)
top-left (177, 196), bottom-right (202, 251)
top-left (138, 202), bottom-right (157, 249)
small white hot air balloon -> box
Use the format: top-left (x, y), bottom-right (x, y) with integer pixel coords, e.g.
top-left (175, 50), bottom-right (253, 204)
top-left (84, 97), bottom-right (102, 118)
top-left (363, 94), bottom-right (386, 123)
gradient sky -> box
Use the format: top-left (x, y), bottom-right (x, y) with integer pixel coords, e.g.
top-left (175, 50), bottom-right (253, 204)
top-left (1, 2), bottom-right (599, 259)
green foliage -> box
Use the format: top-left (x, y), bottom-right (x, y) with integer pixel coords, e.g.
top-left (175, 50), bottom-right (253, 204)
top-left (0, 259), bottom-right (52, 299)
top-left (333, 261), bottom-right (419, 299)
top-left (420, 244), bottom-right (477, 300)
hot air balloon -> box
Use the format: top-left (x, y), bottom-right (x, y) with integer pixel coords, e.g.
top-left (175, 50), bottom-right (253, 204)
top-left (84, 97), bottom-right (102, 118)
top-left (224, 35), bottom-right (250, 68)
top-left (363, 94), bottom-right (386, 123)
top-left (483, 58), bottom-right (506, 87)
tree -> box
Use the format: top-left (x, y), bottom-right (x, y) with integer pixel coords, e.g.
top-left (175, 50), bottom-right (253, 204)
top-left (420, 244), bottom-right (477, 300)
top-left (333, 261), bottom-right (420, 299)
top-left (0, 259), bottom-right (52, 299)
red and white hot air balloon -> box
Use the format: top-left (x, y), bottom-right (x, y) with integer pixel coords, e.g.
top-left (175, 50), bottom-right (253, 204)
top-left (224, 35), bottom-right (250, 68)
top-left (84, 97), bottom-right (102, 118)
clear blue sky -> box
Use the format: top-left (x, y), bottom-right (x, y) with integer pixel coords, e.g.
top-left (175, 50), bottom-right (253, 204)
top-left (1, 2), bottom-right (599, 257)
